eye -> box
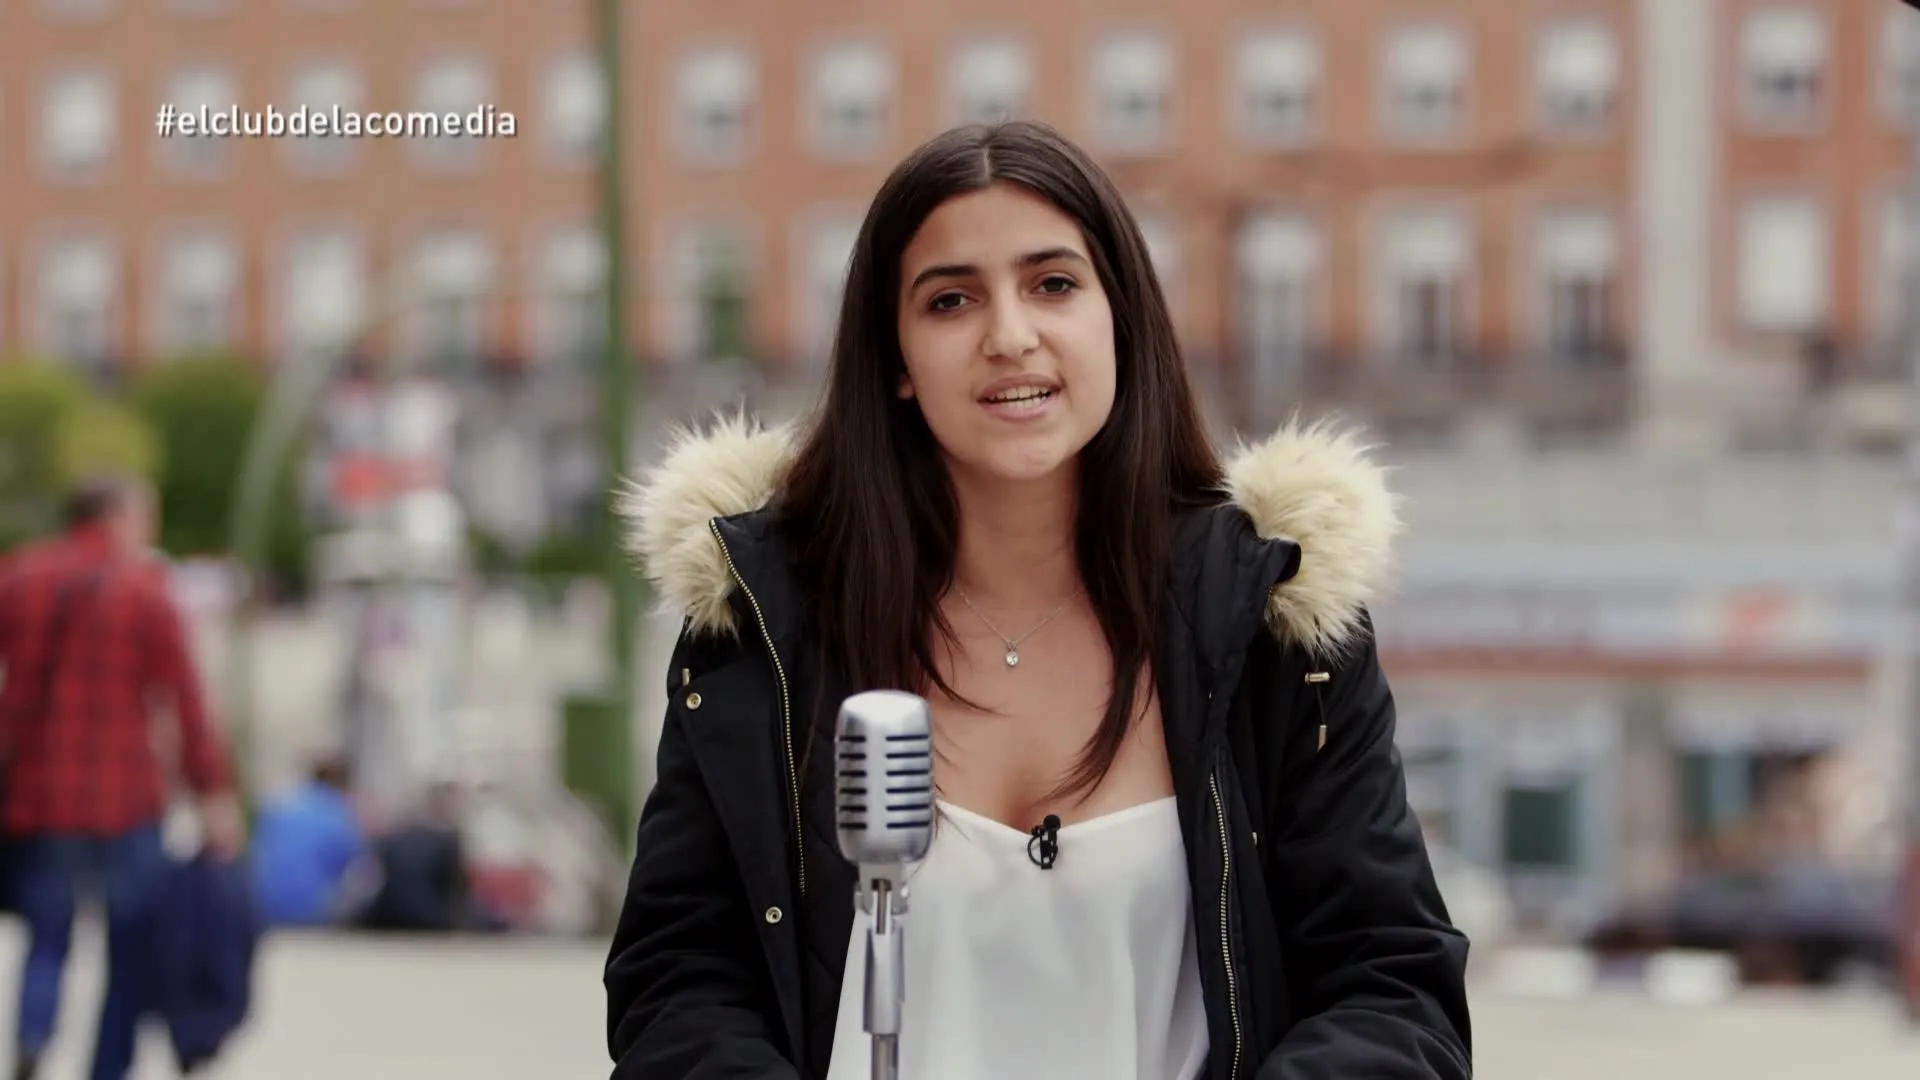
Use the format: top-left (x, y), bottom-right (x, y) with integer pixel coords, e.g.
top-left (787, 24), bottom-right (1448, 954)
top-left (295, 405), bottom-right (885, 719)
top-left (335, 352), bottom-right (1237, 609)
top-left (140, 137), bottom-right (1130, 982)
top-left (927, 292), bottom-right (969, 313)
top-left (1035, 274), bottom-right (1078, 296)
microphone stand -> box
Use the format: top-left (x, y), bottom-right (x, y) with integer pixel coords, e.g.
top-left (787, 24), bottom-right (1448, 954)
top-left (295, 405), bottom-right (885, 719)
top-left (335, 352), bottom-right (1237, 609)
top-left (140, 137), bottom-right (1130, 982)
top-left (859, 876), bottom-right (905, 1080)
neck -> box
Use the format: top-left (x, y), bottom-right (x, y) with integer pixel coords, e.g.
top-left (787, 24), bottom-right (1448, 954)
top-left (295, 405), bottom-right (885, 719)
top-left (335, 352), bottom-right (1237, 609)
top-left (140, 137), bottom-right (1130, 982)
top-left (946, 462), bottom-right (1080, 610)
top-left (67, 522), bottom-right (117, 555)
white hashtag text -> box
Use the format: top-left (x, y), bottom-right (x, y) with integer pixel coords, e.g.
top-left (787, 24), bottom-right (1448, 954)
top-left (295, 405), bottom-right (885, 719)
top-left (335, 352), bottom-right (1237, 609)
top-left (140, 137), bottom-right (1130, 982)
top-left (154, 103), bottom-right (517, 139)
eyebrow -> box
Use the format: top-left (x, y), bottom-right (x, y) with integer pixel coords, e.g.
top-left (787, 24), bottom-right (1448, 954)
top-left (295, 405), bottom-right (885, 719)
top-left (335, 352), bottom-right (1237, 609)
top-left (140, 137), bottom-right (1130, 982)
top-left (907, 246), bottom-right (1088, 292)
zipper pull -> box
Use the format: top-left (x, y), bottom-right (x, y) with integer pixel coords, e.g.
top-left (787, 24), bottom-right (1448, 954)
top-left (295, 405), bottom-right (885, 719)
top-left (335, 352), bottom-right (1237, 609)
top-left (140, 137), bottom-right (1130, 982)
top-left (1306, 672), bottom-right (1329, 752)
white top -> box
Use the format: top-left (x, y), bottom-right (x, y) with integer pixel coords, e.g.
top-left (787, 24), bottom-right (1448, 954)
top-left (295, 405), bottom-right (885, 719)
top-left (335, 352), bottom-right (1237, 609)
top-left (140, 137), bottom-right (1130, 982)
top-left (825, 796), bottom-right (1210, 1080)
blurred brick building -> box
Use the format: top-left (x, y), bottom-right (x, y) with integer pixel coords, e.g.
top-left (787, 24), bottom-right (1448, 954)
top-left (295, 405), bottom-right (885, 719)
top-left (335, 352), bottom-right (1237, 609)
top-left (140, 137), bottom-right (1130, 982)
top-left (0, 0), bottom-right (1641, 400)
top-left (0, 0), bottom-right (1911, 932)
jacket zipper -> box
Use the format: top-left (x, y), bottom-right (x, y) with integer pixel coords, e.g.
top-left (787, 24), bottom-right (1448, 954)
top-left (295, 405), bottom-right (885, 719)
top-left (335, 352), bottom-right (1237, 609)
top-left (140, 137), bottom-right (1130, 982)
top-left (707, 520), bottom-right (806, 898)
top-left (1209, 771), bottom-right (1244, 1080)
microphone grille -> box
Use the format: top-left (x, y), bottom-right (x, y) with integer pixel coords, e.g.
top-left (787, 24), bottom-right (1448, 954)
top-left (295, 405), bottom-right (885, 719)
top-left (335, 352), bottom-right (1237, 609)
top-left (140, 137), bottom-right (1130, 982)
top-left (834, 691), bottom-right (934, 863)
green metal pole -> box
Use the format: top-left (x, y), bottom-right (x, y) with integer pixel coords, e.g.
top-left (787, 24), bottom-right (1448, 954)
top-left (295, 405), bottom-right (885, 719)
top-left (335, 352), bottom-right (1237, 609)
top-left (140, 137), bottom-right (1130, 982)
top-left (226, 343), bottom-right (338, 817)
top-left (597, 0), bottom-right (641, 853)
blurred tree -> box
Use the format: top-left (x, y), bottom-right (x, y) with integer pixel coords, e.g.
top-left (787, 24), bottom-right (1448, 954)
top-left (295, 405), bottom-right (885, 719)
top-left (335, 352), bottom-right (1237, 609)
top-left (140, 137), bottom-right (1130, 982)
top-left (0, 359), bottom-right (105, 549)
top-left (130, 354), bottom-right (313, 593)
top-left (467, 524), bottom-right (601, 600)
top-left (524, 529), bottom-right (601, 580)
top-left (51, 397), bottom-right (162, 490)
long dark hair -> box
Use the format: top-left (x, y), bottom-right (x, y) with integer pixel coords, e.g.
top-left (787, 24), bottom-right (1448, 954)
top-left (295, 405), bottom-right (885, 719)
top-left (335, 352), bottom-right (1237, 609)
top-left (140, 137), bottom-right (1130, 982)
top-left (777, 120), bottom-right (1224, 803)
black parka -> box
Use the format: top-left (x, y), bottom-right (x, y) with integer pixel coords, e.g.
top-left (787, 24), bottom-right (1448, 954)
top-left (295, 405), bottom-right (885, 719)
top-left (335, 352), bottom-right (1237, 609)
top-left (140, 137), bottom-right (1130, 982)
top-left (604, 416), bottom-right (1472, 1080)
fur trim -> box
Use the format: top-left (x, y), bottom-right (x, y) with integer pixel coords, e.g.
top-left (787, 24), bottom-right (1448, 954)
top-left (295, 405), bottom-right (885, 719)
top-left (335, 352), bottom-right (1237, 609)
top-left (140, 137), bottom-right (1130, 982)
top-left (1221, 418), bottom-right (1404, 658)
top-left (617, 411), bottom-right (1401, 653)
top-left (613, 411), bottom-right (796, 639)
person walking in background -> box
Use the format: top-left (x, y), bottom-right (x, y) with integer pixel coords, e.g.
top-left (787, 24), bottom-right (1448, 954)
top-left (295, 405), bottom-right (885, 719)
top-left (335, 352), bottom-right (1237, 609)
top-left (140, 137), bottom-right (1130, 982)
top-left (0, 476), bottom-right (243, 1080)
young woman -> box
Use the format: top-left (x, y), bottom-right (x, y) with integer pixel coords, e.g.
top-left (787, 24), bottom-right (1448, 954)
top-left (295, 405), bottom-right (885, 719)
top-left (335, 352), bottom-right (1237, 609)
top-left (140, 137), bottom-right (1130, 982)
top-left (605, 120), bottom-right (1471, 1080)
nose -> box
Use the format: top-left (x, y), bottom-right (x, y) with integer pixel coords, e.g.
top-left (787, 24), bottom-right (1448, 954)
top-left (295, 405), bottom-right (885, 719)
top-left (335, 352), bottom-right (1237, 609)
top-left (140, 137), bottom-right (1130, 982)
top-left (981, 294), bottom-right (1039, 361)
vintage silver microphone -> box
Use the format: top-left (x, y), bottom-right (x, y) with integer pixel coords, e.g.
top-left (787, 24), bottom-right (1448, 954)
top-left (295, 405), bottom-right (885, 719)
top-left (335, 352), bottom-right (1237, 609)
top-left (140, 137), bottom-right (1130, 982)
top-left (834, 690), bottom-right (935, 1080)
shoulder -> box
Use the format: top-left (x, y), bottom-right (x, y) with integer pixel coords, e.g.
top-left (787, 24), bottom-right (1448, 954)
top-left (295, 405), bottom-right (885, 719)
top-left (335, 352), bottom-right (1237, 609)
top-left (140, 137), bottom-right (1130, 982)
top-left (96, 556), bottom-right (182, 624)
top-left (105, 553), bottom-right (169, 595)
top-left (617, 410), bottom-right (1403, 659)
top-left (0, 538), bottom-right (63, 582)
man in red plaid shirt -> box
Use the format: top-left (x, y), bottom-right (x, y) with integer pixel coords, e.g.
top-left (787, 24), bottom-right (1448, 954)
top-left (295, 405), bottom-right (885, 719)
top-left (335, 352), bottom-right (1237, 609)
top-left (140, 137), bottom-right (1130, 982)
top-left (0, 477), bottom-right (242, 1080)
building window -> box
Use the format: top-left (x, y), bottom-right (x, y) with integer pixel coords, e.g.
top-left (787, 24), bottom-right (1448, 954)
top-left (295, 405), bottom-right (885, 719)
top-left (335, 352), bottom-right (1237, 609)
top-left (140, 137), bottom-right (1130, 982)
top-left (531, 226), bottom-right (606, 368)
top-left (1740, 6), bottom-right (1826, 129)
top-left (1873, 193), bottom-right (1917, 346)
top-left (36, 233), bottom-right (117, 371)
top-left (1737, 195), bottom-right (1827, 334)
top-left (1134, 211), bottom-right (1184, 327)
top-left (1380, 209), bottom-right (1470, 367)
top-left (1533, 210), bottom-right (1619, 365)
top-left (674, 47), bottom-right (752, 163)
top-left (1675, 744), bottom-right (1831, 866)
top-left (949, 38), bottom-right (1031, 126)
top-left (1233, 28), bottom-right (1319, 147)
top-left (1679, 750), bottom-right (1756, 847)
top-left (1091, 30), bottom-right (1174, 153)
top-left (411, 55), bottom-right (491, 169)
top-left (160, 65), bottom-right (236, 176)
top-left (808, 40), bottom-right (891, 159)
top-left (40, 68), bottom-right (115, 178)
top-left (1502, 778), bottom-right (1581, 872)
top-left (1884, 6), bottom-right (1920, 124)
top-left (1234, 212), bottom-right (1322, 390)
top-left (1535, 20), bottom-right (1619, 134)
top-left (156, 229), bottom-right (237, 357)
top-left (796, 215), bottom-right (861, 366)
top-left (1382, 24), bottom-right (1467, 140)
top-left (281, 229), bottom-right (364, 353)
top-left (546, 51), bottom-right (606, 161)
top-left (667, 225), bottom-right (752, 364)
top-left (283, 62), bottom-right (362, 173)
top-left (406, 229), bottom-right (493, 370)
top-left (1403, 742), bottom-right (1466, 854)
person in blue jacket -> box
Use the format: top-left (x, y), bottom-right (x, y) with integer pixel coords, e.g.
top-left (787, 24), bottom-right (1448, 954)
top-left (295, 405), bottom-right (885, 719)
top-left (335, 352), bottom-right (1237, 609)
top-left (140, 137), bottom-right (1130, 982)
top-left (249, 755), bottom-right (368, 927)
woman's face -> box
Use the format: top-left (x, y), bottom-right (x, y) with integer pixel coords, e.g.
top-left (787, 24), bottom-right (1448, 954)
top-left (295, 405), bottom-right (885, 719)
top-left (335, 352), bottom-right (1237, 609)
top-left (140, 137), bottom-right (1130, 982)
top-left (894, 183), bottom-right (1117, 487)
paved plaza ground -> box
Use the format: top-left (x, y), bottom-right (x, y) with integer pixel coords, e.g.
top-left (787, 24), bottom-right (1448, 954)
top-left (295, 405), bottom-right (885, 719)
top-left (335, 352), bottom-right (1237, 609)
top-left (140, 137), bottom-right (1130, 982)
top-left (3, 922), bottom-right (1917, 1078)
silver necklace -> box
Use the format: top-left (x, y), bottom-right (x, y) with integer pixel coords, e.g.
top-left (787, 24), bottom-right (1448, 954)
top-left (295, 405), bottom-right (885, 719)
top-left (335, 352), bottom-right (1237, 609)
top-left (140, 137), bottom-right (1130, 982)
top-left (953, 586), bottom-right (1083, 668)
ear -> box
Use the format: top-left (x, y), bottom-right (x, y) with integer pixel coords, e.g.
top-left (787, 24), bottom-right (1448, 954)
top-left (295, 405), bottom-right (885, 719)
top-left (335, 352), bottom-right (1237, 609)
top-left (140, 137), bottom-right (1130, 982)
top-left (897, 372), bottom-right (915, 399)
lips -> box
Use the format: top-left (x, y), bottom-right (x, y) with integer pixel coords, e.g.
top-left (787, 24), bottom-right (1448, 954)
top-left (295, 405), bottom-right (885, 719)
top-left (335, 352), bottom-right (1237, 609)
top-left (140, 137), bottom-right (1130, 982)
top-left (976, 376), bottom-right (1062, 423)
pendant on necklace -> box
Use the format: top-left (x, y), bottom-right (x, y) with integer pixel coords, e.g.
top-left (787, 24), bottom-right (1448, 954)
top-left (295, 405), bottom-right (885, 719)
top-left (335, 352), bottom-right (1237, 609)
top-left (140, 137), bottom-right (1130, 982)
top-left (1005, 650), bottom-right (1020, 668)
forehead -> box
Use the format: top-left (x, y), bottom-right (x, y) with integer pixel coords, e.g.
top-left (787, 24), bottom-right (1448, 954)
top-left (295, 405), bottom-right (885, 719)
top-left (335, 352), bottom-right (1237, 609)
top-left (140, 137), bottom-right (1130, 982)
top-left (901, 184), bottom-right (1089, 267)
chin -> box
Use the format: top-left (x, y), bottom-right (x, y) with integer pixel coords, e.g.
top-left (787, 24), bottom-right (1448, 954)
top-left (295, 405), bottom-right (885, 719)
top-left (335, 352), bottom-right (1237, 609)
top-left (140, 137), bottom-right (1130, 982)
top-left (981, 459), bottom-right (1072, 485)
top-left (971, 436), bottom-right (1085, 486)
top-left (927, 411), bottom-right (1096, 487)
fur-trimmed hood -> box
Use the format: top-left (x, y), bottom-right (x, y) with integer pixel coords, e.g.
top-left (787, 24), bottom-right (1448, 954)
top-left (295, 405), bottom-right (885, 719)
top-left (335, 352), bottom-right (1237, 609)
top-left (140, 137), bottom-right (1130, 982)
top-left (615, 412), bottom-right (1403, 659)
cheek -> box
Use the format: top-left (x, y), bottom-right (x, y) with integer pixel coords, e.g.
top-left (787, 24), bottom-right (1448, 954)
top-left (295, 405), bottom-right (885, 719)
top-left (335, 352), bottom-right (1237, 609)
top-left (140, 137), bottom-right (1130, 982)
top-left (918, 387), bottom-right (978, 445)
top-left (898, 337), bottom-right (972, 423)
top-left (1062, 315), bottom-right (1119, 414)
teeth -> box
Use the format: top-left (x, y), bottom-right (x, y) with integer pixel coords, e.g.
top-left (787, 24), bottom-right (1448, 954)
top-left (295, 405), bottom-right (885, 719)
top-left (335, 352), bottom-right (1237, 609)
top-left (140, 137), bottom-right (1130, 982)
top-left (985, 388), bottom-right (1053, 403)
